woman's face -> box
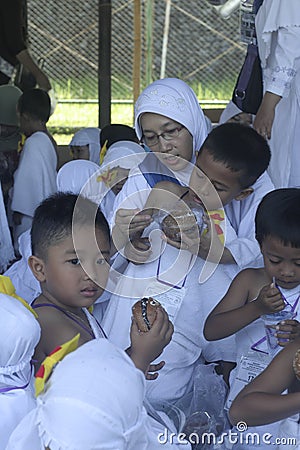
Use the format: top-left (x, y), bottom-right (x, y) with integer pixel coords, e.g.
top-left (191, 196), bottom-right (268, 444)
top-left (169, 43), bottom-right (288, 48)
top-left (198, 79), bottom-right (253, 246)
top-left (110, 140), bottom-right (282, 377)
top-left (70, 145), bottom-right (89, 160)
top-left (140, 113), bottom-right (193, 171)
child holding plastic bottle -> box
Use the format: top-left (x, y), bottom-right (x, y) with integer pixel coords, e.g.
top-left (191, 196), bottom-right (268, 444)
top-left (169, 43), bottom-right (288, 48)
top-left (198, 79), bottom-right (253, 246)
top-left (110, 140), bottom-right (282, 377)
top-left (204, 188), bottom-right (300, 449)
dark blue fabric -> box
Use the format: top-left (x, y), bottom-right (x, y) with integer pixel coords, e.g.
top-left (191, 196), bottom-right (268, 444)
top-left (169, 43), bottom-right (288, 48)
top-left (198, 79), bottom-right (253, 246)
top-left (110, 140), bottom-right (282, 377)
top-left (138, 152), bottom-right (181, 188)
top-left (253, 0), bottom-right (264, 14)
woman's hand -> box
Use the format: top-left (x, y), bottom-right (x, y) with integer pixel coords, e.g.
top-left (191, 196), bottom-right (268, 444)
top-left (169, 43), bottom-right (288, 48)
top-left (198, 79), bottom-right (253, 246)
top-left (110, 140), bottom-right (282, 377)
top-left (254, 91), bottom-right (282, 139)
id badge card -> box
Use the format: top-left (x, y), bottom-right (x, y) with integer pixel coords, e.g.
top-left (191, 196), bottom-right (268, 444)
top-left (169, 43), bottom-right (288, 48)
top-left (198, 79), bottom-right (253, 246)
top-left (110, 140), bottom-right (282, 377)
top-left (143, 280), bottom-right (186, 323)
top-left (225, 351), bottom-right (271, 410)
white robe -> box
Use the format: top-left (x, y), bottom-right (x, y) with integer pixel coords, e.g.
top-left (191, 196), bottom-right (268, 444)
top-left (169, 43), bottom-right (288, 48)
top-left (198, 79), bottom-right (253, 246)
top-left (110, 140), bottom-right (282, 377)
top-left (0, 293), bottom-right (40, 449)
top-left (256, 0), bottom-right (300, 188)
top-left (102, 221), bottom-right (236, 407)
top-left (224, 171), bottom-right (274, 276)
top-left (11, 132), bottom-right (57, 242)
top-left (4, 230), bottom-right (41, 304)
top-left (6, 339), bottom-right (191, 450)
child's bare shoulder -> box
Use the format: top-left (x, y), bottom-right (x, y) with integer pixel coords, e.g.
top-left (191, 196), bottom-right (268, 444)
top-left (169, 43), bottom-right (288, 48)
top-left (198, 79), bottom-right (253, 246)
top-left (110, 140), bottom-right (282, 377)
top-left (235, 268), bottom-right (269, 297)
top-left (237, 267), bottom-right (266, 283)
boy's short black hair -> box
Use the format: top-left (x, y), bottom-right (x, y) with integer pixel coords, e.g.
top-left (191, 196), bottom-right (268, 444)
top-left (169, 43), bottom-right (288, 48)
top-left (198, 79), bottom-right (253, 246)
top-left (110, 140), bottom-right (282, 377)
top-left (100, 124), bottom-right (138, 148)
top-left (31, 192), bottom-right (110, 259)
top-left (255, 188), bottom-right (300, 248)
top-left (201, 123), bottom-right (271, 188)
top-left (17, 88), bottom-right (51, 123)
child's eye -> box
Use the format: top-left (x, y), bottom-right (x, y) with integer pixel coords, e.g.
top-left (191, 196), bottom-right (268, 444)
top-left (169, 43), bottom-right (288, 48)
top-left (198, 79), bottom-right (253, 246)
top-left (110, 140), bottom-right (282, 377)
top-left (269, 259), bottom-right (281, 265)
top-left (68, 258), bottom-right (80, 265)
top-left (96, 258), bottom-right (106, 265)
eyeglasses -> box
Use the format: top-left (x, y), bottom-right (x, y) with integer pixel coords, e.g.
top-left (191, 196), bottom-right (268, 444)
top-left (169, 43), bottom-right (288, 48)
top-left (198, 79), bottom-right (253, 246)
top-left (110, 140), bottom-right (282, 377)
top-left (142, 125), bottom-right (184, 148)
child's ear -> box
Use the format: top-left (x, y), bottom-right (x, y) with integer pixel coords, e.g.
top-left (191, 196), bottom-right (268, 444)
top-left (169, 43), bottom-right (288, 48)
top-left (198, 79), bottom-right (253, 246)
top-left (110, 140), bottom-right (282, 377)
top-left (28, 255), bottom-right (46, 282)
top-left (234, 187), bottom-right (253, 202)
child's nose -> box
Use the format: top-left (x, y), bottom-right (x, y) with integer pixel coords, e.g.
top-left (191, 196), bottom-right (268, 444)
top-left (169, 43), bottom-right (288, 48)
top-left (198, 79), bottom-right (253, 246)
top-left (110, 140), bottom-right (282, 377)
top-left (279, 263), bottom-right (295, 277)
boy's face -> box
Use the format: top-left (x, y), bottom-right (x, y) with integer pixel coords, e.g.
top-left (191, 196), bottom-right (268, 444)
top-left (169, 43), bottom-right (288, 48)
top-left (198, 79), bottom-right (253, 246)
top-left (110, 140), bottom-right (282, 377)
top-left (189, 147), bottom-right (251, 210)
top-left (261, 236), bottom-right (300, 290)
top-left (140, 113), bottom-right (193, 171)
top-left (35, 225), bottom-right (110, 310)
top-left (70, 145), bottom-right (89, 160)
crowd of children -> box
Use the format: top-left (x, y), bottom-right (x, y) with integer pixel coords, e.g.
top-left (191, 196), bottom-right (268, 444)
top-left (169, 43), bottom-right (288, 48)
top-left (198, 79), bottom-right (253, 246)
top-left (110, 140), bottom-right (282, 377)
top-left (1, 70), bottom-right (300, 449)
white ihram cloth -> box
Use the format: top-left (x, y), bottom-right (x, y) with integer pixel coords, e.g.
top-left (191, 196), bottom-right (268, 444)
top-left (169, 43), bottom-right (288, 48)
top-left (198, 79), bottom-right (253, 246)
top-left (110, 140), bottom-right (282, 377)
top-left (219, 100), bottom-right (243, 124)
top-left (102, 222), bottom-right (236, 407)
top-left (56, 159), bottom-right (100, 196)
top-left (0, 293), bottom-right (41, 449)
top-left (0, 182), bottom-right (14, 272)
top-left (6, 339), bottom-right (191, 450)
top-left (11, 131), bottom-right (57, 229)
top-left (69, 127), bottom-right (101, 164)
top-left (223, 171), bottom-right (274, 276)
top-left (256, 0), bottom-right (300, 188)
top-left (96, 140), bottom-right (146, 223)
top-left (4, 229), bottom-right (40, 304)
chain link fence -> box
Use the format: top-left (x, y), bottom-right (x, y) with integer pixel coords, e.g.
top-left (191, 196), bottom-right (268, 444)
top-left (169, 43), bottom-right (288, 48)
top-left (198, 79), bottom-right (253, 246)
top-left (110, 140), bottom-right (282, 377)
top-left (27, 0), bottom-right (246, 138)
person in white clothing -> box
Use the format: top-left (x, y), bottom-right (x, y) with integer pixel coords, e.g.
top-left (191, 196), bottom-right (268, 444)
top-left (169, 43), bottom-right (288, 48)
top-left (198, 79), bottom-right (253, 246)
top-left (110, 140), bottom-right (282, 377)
top-left (101, 123), bottom-right (273, 410)
top-left (0, 280), bottom-right (41, 449)
top-left (28, 192), bottom-right (173, 382)
top-left (69, 127), bottom-right (101, 164)
top-left (229, 338), bottom-right (300, 450)
top-left (11, 88), bottom-right (57, 249)
top-left (205, 188), bottom-right (300, 449)
top-left (254, 0), bottom-right (300, 188)
top-left (219, 100), bottom-right (253, 127)
top-left (4, 160), bottom-right (101, 305)
top-left (6, 339), bottom-right (191, 450)
top-left (111, 77), bottom-right (208, 254)
top-left (96, 140), bottom-right (145, 223)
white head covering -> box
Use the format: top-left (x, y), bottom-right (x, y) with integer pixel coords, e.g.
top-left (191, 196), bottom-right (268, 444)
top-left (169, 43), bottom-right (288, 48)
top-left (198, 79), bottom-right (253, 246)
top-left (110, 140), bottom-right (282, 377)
top-left (0, 182), bottom-right (15, 272)
top-left (134, 78), bottom-right (208, 159)
top-left (56, 159), bottom-right (100, 195)
top-left (69, 127), bottom-right (101, 164)
top-left (6, 339), bottom-right (189, 450)
top-left (101, 140), bottom-right (146, 170)
top-left (0, 293), bottom-right (41, 449)
top-left (255, 0), bottom-right (300, 69)
top-left (4, 229), bottom-right (41, 304)
top-left (219, 100), bottom-right (243, 124)
top-left (0, 293), bottom-right (40, 390)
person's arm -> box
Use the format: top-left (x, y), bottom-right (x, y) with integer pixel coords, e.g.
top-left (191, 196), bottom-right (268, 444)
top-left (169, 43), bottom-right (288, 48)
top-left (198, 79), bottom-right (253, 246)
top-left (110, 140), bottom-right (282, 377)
top-left (1, 0), bottom-right (51, 91)
top-left (204, 269), bottom-right (285, 341)
top-left (254, 27), bottom-right (300, 138)
top-left (253, 92), bottom-right (281, 139)
top-left (229, 339), bottom-right (300, 426)
top-left (16, 49), bottom-right (51, 91)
